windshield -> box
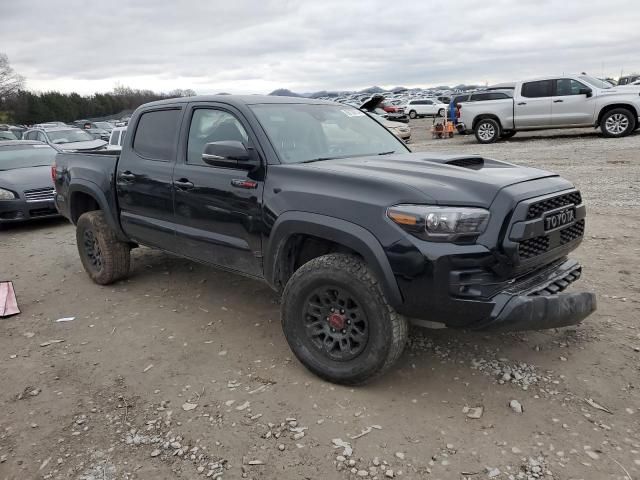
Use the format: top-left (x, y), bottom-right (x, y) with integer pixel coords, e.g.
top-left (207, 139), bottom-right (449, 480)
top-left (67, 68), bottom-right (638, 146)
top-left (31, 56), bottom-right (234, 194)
top-left (579, 75), bottom-right (611, 89)
top-left (250, 104), bottom-right (407, 163)
top-left (0, 144), bottom-right (56, 170)
top-left (0, 131), bottom-right (18, 140)
top-left (47, 129), bottom-right (95, 144)
top-left (94, 122), bottom-right (113, 129)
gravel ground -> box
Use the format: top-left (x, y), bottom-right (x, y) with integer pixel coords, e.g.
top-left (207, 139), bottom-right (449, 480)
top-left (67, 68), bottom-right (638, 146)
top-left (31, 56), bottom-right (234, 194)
top-left (1, 124), bottom-right (639, 480)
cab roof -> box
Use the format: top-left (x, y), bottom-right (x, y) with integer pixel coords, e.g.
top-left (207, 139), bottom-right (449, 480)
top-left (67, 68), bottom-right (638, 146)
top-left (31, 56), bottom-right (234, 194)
top-left (140, 94), bottom-right (334, 109)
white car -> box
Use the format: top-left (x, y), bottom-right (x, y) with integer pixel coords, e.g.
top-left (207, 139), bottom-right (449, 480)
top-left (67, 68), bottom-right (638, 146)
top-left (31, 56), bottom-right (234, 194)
top-left (403, 99), bottom-right (448, 119)
top-left (106, 126), bottom-right (127, 151)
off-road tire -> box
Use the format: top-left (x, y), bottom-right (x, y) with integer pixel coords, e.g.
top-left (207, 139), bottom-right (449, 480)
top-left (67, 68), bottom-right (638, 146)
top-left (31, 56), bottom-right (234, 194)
top-left (408, 110), bottom-right (417, 119)
top-left (475, 118), bottom-right (501, 144)
top-left (600, 108), bottom-right (636, 138)
top-left (76, 211), bottom-right (130, 285)
top-left (281, 253), bottom-right (408, 385)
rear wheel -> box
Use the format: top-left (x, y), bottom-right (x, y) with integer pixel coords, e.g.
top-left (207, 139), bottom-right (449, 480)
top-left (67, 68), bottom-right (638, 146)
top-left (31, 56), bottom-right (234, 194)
top-left (408, 110), bottom-right (417, 119)
top-left (281, 254), bottom-right (408, 385)
top-left (76, 211), bottom-right (130, 285)
top-left (475, 118), bottom-right (501, 143)
top-left (601, 108), bottom-right (636, 138)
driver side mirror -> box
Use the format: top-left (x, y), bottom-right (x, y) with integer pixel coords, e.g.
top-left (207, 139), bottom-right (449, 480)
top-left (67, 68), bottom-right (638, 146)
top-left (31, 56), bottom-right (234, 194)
top-left (202, 141), bottom-right (257, 169)
top-left (579, 87), bottom-right (593, 98)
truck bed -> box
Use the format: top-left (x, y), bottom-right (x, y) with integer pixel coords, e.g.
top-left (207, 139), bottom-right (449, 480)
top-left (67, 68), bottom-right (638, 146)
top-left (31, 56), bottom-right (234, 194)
top-left (53, 150), bottom-right (121, 229)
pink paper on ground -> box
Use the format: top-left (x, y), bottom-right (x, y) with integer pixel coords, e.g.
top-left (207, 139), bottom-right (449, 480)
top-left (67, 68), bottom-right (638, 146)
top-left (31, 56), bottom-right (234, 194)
top-left (0, 281), bottom-right (20, 317)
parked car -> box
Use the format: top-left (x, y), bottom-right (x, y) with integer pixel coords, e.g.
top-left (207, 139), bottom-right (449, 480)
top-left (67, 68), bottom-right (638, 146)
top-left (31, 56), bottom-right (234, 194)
top-left (0, 140), bottom-right (59, 225)
top-left (23, 126), bottom-right (107, 152)
top-left (403, 99), bottom-right (448, 119)
top-left (0, 131), bottom-right (18, 141)
top-left (381, 100), bottom-right (408, 122)
top-left (106, 126), bottom-right (127, 151)
top-left (618, 74), bottom-right (640, 86)
top-left (53, 95), bottom-right (595, 385)
top-left (85, 127), bottom-right (111, 142)
top-left (369, 114), bottom-right (411, 141)
top-left (458, 75), bottom-right (640, 143)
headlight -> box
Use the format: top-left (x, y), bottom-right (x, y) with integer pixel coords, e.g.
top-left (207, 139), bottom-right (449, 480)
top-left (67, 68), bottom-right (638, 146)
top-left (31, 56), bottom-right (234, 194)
top-left (387, 204), bottom-right (490, 242)
top-left (0, 188), bottom-right (16, 200)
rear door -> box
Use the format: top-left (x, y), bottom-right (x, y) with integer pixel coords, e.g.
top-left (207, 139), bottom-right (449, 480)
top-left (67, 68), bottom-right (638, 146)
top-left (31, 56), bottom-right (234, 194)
top-left (515, 80), bottom-right (553, 127)
top-left (551, 78), bottom-right (596, 126)
top-left (116, 106), bottom-right (184, 251)
top-left (171, 103), bottom-right (264, 277)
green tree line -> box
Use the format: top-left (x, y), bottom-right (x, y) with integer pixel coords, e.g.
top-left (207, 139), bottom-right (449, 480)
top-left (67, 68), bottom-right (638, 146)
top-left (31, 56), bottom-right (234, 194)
top-left (0, 86), bottom-right (196, 125)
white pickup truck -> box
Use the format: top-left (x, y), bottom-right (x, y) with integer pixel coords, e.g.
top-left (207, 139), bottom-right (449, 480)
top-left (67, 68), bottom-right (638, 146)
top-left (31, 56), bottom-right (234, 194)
top-left (457, 75), bottom-right (640, 143)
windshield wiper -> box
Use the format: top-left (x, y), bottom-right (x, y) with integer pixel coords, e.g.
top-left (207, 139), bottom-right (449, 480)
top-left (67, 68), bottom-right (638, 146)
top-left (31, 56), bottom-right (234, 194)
top-left (300, 156), bottom-right (340, 163)
top-left (377, 150), bottom-right (396, 155)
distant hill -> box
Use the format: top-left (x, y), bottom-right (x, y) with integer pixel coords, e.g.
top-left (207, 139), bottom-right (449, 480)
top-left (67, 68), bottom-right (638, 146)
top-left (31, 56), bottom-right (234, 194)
top-left (359, 86), bottom-right (385, 94)
top-left (268, 89), bottom-right (302, 97)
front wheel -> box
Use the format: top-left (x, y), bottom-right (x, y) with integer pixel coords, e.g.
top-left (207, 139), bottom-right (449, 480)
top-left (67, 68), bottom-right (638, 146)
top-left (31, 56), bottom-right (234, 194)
top-left (601, 108), bottom-right (636, 138)
top-left (76, 211), bottom-right (131, 285)
top-left (475, 118), bottom-right (501, 143)
top-left (281, 254), bottom-right (408, 385)
top-left (408, 110), bottom-right (417, 119)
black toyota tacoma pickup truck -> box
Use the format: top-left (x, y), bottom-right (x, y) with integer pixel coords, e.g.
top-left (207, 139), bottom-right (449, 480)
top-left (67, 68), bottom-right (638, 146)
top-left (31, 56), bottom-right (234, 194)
top-left (53, 95), bottom-right (596, 384)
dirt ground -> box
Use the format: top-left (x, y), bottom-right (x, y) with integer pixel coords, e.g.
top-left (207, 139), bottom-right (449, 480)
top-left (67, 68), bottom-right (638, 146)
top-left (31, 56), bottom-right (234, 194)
top-left (1, 122), bottom-right (639, 480)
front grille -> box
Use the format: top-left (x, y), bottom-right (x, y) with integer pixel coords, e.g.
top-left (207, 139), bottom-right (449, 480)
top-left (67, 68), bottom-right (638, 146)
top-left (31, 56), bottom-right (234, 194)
top-left (560, 219), bottom-right (585, 244)
top-left (24, 187), bottom-right (55, 202)
top-left (526, 191), bottom-right (582, 219)
top-left (518, 235), bottom-right (549, 259)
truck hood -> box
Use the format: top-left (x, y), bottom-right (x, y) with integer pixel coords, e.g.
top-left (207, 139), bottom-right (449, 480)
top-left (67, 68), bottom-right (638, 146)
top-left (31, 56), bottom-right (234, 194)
top-left (0, 165), bottom-right (53, 194)
top-left (303, 152), bottom-right (559, 207)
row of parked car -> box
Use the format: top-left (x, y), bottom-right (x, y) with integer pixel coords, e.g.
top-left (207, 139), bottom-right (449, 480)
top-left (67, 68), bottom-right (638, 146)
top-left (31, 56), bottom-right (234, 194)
top-left (1, 120), bottom-right (128, 153)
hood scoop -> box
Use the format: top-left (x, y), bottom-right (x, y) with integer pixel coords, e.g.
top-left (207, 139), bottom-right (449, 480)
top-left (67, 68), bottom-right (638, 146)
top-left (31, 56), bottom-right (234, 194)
top-left (445, 156), bottom-right (485, 169)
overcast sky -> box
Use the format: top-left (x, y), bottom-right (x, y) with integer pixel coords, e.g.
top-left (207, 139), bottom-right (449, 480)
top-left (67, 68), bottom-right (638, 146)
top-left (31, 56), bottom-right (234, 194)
top-left (2, 0), bottom-right (640, 95)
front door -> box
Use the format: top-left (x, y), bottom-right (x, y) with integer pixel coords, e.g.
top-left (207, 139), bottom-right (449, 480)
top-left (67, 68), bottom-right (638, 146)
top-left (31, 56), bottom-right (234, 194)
top-left (116, 107), bottom-right (183, 251)
top-left (172, 104), bottom-right (264, 277)
top-left (515, 80), bottom-right (553, 128)
top-left (551, 78), bottom-right (595, 126)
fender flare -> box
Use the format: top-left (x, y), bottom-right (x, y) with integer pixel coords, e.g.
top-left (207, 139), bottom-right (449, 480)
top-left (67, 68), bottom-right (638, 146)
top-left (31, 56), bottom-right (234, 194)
top-left (68, 180), bottom-right (127, 241)
top-left (264, 211), bottom-right (404, 309)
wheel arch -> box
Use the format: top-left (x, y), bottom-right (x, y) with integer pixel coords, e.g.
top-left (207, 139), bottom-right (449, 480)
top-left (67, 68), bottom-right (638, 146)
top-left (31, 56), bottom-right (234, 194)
top-left (596, 103), bottom-right (639, 126)
top-left (68, 180), bottom-right (127, 241)
top-left (264, 212), bottom-right (404, 309)
top-left (472, 114), bottom-right (503, 131)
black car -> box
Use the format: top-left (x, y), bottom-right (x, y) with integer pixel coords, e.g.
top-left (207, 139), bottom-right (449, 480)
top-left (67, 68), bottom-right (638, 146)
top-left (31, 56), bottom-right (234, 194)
top-left (0, 141), bottom-right (59, 225)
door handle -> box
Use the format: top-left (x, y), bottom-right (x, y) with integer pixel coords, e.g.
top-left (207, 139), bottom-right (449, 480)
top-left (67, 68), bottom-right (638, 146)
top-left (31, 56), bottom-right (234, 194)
top-left (553, 99), bottom-right (564, 103)
top-left (173, 179), bottom-right (194, 189)
top-left (517, 102), bottom-right (527, 106)
top-left (118, 171), bottom-right (135, 180)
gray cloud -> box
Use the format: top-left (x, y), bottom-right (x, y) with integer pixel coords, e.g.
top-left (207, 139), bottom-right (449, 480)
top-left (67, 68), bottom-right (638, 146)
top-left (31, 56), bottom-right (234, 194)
top-left (1, 0), bottom-right (639, 94)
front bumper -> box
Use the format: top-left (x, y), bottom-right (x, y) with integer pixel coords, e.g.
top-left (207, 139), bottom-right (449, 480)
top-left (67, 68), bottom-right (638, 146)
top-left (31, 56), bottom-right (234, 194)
top-left (0, 198), bottom-right (60, 224)
top-left (477, 290), bottom-right (596, 332)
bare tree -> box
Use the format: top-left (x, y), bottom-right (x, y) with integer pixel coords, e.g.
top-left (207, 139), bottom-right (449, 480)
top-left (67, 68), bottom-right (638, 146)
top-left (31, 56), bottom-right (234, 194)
top-left (0, 53), bottom-right (25, 98)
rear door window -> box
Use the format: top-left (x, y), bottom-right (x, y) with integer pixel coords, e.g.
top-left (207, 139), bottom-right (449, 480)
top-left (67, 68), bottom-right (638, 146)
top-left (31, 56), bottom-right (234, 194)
top-left (471, 92), bottom-right (510, 101)
top-left (521, 80), bottom-right (553, 98)
top-left (133, 109), bottom-right (181, 161)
